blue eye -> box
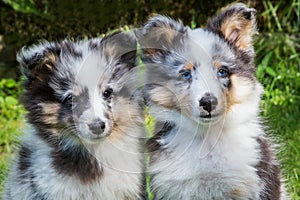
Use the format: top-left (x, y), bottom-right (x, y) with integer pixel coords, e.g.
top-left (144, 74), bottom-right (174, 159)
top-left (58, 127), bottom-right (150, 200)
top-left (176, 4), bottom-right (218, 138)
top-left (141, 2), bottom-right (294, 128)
top-left (182, 71), bottom-right (192, 79)
top-left (218, 67), bottom-right (229, 78)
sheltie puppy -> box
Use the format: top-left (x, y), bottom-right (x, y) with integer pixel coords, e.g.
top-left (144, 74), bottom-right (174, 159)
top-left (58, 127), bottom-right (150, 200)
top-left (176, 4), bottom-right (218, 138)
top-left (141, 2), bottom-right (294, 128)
top-left (135, 3), bottom-right (287, 200)
top-left (3, 32), bottom-right (146, 200)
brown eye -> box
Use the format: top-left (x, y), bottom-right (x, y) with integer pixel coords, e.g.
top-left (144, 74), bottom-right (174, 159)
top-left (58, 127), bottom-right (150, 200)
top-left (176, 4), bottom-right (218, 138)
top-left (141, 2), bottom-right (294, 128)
top-left (103, 88), bottom-right (113, 99)
top-left (62, 94), bottom-right (73, 109)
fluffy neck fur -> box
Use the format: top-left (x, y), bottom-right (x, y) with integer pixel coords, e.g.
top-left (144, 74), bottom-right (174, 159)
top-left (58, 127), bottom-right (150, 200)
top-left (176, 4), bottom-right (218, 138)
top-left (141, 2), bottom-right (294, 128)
top-left (4, 117), bottom-right (145, 200)
top-left (148, 102), bottom-right (264, 199)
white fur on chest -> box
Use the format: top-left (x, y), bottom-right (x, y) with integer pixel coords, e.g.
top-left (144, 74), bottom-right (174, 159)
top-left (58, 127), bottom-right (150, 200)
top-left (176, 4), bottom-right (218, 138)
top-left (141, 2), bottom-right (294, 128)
top-left (149, 111), bottom-right (263, 199)
top-left (5, 126), bottom-right (144, 200)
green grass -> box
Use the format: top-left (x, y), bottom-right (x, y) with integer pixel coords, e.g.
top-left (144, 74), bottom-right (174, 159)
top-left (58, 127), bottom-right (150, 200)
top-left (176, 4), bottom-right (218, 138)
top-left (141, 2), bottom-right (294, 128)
top-left (264, 104), bottom-right (300, 199)
top-left (254, 1), bottom-right (300, 197)
top-left (0, 113), bottom-right (24, 195)
top-left (0, 78), bottom-right (25, 195)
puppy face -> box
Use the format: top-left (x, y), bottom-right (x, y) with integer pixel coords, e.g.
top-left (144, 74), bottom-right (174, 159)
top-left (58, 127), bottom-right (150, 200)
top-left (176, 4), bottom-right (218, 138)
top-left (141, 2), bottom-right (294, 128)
top-left (18, 32), bottom-right (137, 142)
top-left (136, 3), bottom-right (263, 124)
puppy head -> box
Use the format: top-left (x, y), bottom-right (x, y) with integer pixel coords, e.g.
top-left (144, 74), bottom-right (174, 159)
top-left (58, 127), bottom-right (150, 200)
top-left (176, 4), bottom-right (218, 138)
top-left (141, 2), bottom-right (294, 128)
top-left (136, 4), bottom-right (262, 125)
top-left (19, 32), bottom-right (137, 143)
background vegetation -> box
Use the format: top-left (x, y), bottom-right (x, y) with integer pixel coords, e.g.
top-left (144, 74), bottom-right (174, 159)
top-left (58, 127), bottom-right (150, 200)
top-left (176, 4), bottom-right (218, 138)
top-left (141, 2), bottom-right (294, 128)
top-left (0, 0), bottom-right (299, 198)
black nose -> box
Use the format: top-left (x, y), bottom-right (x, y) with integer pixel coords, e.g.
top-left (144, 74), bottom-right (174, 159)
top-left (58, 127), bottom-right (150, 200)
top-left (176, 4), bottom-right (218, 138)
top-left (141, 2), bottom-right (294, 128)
top-left (199, 94), bottom-right (218, 113)
top-left (88, 119), bottom-right (106, 135)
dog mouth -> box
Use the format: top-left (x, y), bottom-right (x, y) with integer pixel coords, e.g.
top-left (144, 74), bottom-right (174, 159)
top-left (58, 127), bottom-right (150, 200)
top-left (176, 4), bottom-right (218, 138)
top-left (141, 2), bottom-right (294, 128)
top-left (77, 131), bottom-right (112, 144)
top-left (199, 114), bottom-right (219, 121)
top-left (198, 112), bottom-right (222, 123)
top-left (200, 113), bottom-right (219, 118)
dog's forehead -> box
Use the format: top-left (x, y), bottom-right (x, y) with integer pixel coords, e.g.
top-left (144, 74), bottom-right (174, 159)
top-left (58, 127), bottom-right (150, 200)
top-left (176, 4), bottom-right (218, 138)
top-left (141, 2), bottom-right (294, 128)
top-left (189, 28), bottom-right (215, 53)
top-left (74, 52), bottom-right (108, 87)
top-left (51, 44), bottom-right (111, 98)
top-left (187, 28), bottom-right (234, 64)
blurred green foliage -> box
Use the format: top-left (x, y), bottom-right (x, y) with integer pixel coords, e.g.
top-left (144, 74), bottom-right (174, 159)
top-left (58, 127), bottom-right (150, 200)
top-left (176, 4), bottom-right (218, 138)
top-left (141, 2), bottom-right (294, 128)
top-left (253, 1), bottom-right (300, 198)
top-left (2, 0), bottom-right (298, 46)
top-left (0, 77), bottom-right (25, 195)
top-left (254, 0), bottom-right (300, 113)
top-left (0, 78), bottom-right (24, 146)
top-left (2, 0), bottom-right (37, 14)
top-left (1, 0), bottom-right (236, 46)
top-left (0, 78), bottom-right (24, 119)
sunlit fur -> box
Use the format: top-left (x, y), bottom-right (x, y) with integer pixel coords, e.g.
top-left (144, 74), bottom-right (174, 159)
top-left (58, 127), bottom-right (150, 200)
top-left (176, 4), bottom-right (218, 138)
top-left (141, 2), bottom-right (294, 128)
top-left (3, 33), bottom-right (146, 200)
top-left (136, 3), bottom-right (287, 200)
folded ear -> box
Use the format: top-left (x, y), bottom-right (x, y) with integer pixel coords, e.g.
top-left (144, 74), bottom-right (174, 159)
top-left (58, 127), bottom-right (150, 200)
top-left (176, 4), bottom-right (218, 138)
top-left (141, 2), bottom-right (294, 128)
top-left (101, 31), bottom-right (137, 69)
top-left (100, 31), bottom-right (138, 85)
top-left (17, 42), bottom-right (60, 82)
top-left (135, 15), bottom-right (187, 58)
top-left (206, 3), bottom-right (257, 52)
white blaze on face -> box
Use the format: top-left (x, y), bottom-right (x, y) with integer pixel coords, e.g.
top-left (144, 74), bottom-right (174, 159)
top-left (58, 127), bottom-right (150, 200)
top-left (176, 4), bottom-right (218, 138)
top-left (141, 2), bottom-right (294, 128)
top-left (76, 53), bottom-right (107, 122)
top-left (187, 29), bottom-right (223, 112)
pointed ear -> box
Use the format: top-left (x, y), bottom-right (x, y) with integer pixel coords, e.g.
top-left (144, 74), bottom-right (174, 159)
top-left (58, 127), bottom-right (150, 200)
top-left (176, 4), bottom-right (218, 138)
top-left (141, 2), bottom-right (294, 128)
top-left (135, 15), bottom-right (187, 57)
top-left (17, 42), bottom-right (60, 82)
top-left (206, 3), bottom-right (257, 52)
top-left (101, 31), bottom-right (137, 69)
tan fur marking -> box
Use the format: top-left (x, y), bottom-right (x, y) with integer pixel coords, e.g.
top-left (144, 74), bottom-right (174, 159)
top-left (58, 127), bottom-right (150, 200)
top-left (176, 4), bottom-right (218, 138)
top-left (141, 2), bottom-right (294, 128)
top-left (35, 75), bottom-right (45, 82)
top-left (149, 85), bottom-right (178, 109)
top-left (105, 44), bottom-right (116, 59)
top-left (230, 188), bottom-right (244, 197)
top-left (149, 84), bottom-right (191, 114)
top-left (39, 102), bottom-right (61, 114)
top-left (41, 53), bottom-right (57, 71)
top-left (145, 48), bottom-right (157, 57)
top-left (73, 87), bottom-right (81, 96)
top-left (155, 27), bottom-right (177, 45)
top-left (38, 103), bottom-right (60, 124)
top-left (220, 13), bottom-right (256, 50)
top-left (47, 53), bottom-right (57, 64)
top-left (213, 60), bottom-right (222, 68)
top-left (226, 75), bottom-right (254, 111)
top-left (185, 62), bottom-right (194, 71)
top-left (32, 53), bottom-right (57, 81)
top-left (109, 97), bottom-right (143, 140)
top-left (108, 125), bottom-right (123, 141)
top-left (45, 63), bottom-right (53, 71)
top-left (43, 115), bottom-right (59, 125)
